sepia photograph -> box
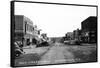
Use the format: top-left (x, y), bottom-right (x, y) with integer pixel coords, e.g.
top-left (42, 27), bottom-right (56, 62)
top-left (11, 1), bottom-right (97, 67)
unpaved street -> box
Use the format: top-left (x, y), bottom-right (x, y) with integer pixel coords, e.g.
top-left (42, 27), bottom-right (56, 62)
top-left (38, 42), bottom-right (75, 65)
top-left (15, 42), bottom-right (97, 66)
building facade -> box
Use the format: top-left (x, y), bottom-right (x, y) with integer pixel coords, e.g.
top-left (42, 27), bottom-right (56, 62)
top-left (15, 15), bottom-right (40, 46)
top-left (73, 29), bottom-right (81, 41)
top-left (81, 16), bottom-right (97, 43)
top-left (66, 32), bottom-right (74, 40)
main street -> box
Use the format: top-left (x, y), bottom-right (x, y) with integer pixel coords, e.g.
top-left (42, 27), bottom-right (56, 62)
top-left (15, 41), bottom-right (97, 66)
top-left (38, 42), bottom-right (75, 65)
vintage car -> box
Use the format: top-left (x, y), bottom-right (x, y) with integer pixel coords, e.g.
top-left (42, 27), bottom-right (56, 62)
top-left (64, 40), bottom-right (70, 44)
top-left (69, 39), bottom-right (81, 45)
top-left (14, 41), bottom-right (25, 57)
top-left (36, 39), bottom-right (49, 47)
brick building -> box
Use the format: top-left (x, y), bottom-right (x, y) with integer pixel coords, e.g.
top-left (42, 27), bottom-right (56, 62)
top-left (15, 15), bottom-right (40, 46)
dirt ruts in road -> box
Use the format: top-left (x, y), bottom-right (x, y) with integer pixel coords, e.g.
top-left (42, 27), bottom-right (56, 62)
top-left (37, 42), bottom-right (75, 65)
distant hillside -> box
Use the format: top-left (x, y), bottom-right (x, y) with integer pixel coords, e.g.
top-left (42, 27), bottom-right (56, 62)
top-left (50, 37), bottom-right (64, 43)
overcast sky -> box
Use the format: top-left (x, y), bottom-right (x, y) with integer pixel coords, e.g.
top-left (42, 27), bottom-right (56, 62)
top-left (15, 2), bottom-right (96, 37)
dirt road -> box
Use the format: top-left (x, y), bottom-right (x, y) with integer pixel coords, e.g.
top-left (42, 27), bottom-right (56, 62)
top-left (38, 42), bottom-right (75, 65)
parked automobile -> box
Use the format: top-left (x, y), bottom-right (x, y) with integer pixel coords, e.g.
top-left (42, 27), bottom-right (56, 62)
top-left (15, 48), bottom-right (24, 57)
top-left (36, 37), bottom-right (50, 47)
top-left (36, 41), bottom-right (49, 47)
top-left (14, 41), bottom-right (25, 57)
top-left (64, 40), bottom-right (70, 44)
top-left (69, 39), bottom-right (80, 45)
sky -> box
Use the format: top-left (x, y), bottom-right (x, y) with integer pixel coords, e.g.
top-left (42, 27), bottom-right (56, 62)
top-left (15, 2), bottom-right (96, 37)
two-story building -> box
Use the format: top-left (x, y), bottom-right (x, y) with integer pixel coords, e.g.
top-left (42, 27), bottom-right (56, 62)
top-left (15, 15), bottom-right (40, 46)
top-left (81, 16), bottom-right (97, 43)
